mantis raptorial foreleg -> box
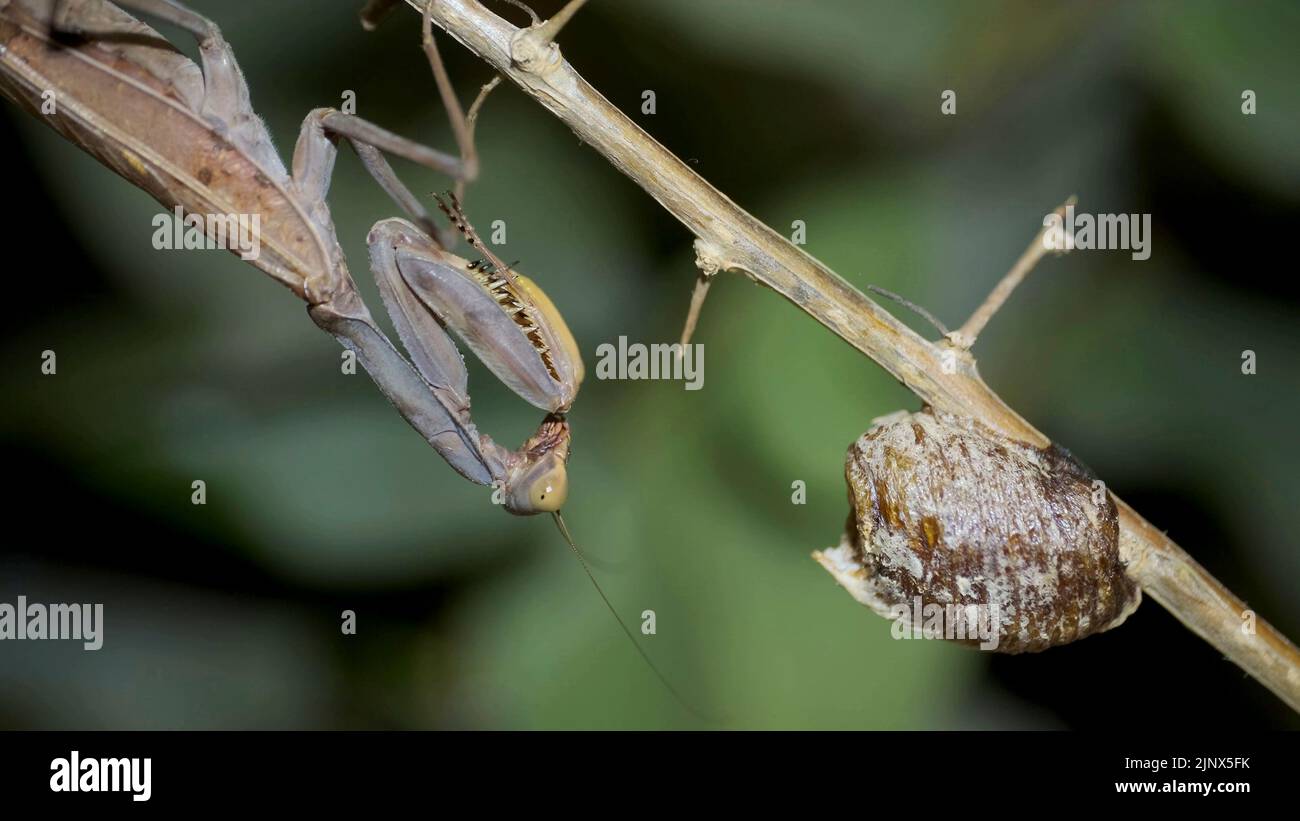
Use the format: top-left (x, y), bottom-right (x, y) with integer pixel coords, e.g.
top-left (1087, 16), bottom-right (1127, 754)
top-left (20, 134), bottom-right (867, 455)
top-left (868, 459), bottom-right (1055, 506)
top-left (365, 214), bottom-right (581, 511)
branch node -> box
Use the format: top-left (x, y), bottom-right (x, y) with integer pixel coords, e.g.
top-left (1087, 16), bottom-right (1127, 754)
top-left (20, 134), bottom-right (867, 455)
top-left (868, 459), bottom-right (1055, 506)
top-left (510, 0), bottom-right (589, 74)
top-left (510, 27), bottom-right (561, 74)
top-left (944, 330), bottom-right (976, 350)
top-left (677, 237), bottom-right (740, 348)
top-left (692, 237), bottom-right (728, 279)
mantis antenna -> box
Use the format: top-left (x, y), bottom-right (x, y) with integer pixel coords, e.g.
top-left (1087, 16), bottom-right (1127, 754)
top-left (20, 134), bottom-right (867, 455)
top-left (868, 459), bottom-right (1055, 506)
top-left (866, 284), bottom-right (950, 337)
top-left (551, 512), bottom-right (712, 722)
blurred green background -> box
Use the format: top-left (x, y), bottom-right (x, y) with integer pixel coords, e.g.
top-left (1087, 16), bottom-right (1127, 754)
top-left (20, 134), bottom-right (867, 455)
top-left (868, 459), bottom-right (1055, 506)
top-left (1, 0), bottom-right (1297, 729)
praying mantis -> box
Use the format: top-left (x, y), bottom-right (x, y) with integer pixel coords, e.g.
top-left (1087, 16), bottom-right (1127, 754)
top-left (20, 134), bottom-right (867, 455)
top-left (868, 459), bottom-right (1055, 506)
top-left (0, 0), bottom-right (697, 716)
top-left (0, 0), bottom-right (580, 515)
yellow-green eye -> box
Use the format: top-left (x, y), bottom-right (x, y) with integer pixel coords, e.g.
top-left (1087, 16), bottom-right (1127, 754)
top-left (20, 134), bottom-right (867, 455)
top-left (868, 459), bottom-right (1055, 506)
top-left (528, 465), bottom-right (568, 512)
top-left (503, 454), bottom-right (569, 515)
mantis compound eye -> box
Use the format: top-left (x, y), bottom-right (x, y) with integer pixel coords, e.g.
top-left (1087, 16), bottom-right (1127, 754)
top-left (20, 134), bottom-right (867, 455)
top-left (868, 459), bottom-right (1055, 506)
top-left (503, 453), bottom-right (568, 515)
top-left (528, 462), bottom-right (568, 513)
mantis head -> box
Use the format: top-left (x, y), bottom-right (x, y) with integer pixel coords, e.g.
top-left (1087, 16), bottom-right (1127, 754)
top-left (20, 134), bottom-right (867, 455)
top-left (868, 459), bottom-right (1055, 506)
top-left (501, 414), bottom-right (571, 515)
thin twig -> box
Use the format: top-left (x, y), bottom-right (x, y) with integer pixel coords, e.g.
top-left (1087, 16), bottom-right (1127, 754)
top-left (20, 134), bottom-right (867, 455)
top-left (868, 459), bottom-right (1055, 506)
top-left (465, 76), bottom-right (501, 138)
top-left (455, 75), bottom-right (502, 202)
top-left (532, 0), bottom-right (589, 43)
top-left (953, 196), bottom-right (1075, 349)
top-left (402, 0), bottom-right (1300, 713)
top-left (678, 274), bottom-right (713, 349)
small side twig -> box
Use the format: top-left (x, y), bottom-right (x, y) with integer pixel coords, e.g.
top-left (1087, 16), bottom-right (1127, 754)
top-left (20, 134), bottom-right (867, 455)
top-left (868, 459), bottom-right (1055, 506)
top-left (678, 275), bottom-right (713, 349)
top-left (531, 0), bottom-right (588, 43)
top-left (455, 75), bottom-right (502, 201)
top-left (952, 196), bottom-right (1075, 349)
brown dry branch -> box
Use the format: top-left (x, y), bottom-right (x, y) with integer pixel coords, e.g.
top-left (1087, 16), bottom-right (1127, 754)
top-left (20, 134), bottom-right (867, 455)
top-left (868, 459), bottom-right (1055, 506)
top-left (397, 0), bottom-right (1300, 712)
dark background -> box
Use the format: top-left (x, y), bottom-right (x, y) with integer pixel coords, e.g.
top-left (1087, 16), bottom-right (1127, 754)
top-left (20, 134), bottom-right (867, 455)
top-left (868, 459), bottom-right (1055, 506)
top-left (1, 0), bottom-right (1296, 728)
